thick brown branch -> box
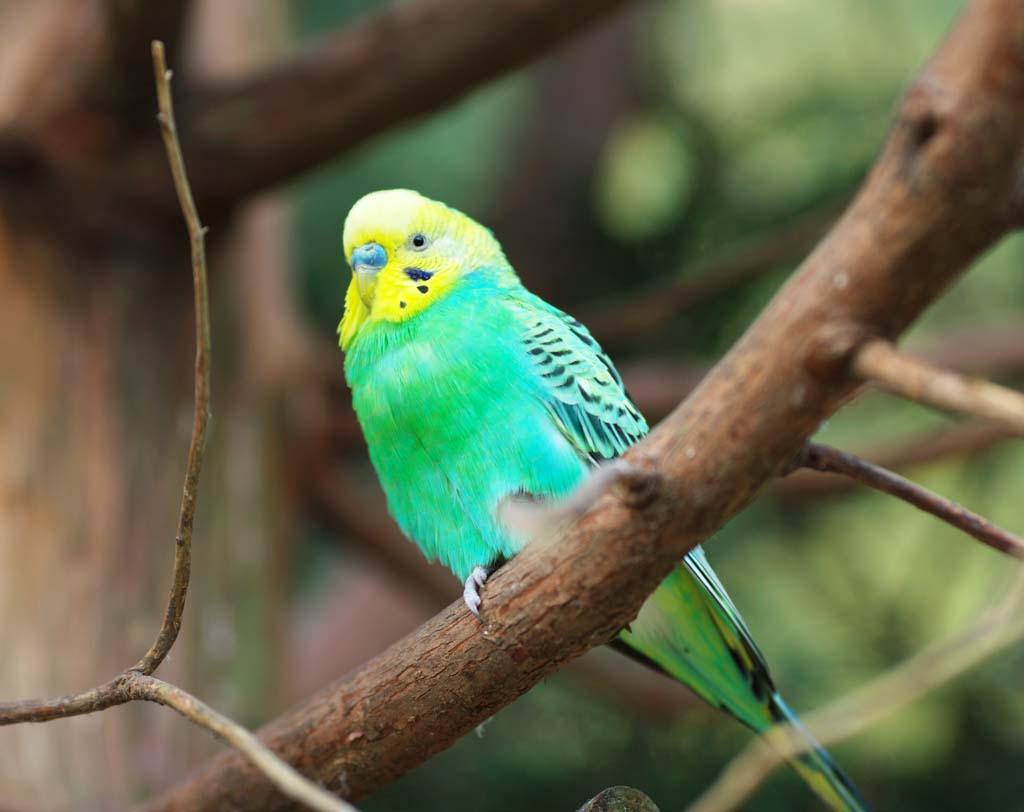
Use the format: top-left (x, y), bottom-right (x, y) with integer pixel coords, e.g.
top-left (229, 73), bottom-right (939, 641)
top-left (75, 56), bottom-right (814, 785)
top-left (122, 0), bottom-right (636, 211)
top-left (854, 338), bottom-right (1024, 434)
top-left (796, 443), bottom-right (1024, 559)
top-left (147, 1), bottom-right (1024, 809)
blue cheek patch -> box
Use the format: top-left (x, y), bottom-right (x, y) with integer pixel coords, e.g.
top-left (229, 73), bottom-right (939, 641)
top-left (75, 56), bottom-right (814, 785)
top-left (404, 267), bottom-right (434, 282)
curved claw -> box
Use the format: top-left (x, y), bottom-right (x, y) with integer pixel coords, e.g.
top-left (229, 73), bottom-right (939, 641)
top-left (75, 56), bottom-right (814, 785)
top-left (463, 566), bottom-right (489, 616)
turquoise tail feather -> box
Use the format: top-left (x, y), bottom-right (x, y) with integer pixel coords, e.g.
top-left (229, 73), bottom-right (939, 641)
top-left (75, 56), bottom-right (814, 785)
top-left (620, 553), bottom-right (867, 812)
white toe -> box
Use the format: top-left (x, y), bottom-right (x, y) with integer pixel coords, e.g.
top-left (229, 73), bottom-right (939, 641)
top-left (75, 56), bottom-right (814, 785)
top-left (464, 566), bottom-right (490, 616)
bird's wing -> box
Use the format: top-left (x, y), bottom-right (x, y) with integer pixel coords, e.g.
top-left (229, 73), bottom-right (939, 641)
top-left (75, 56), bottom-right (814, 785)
top-left (515, 297), bottom-right (648, 462)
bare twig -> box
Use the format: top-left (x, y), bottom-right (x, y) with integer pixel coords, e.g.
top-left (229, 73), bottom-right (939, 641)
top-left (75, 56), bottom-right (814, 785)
top-left (131, 676), bottom-right (355, 812)
top-left (686, 568), bottom-right (1024, 812)
top-left (794, 443), bottom-right (1024, 559)
top-left (132, 39), bottom-right (212, 675)
top-left (776, 422), bottom-right (1009, 500)
top-left (854, 339), bottom-right (1024, 435)
top-left (147, 2), bottom-right (1024, 808)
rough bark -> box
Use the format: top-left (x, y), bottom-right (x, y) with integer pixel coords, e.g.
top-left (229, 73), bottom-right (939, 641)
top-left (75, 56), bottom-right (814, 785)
top-left (145, 0), bottom-right (1024, 809)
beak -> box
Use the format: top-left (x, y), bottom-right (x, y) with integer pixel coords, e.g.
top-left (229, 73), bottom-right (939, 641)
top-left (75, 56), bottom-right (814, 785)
top-left (350, 242), bottom-right (388, 307)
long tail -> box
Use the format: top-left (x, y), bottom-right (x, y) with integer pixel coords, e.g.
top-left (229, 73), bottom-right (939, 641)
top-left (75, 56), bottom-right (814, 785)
top-left (619, 551), bottom-right (868, 812)
top-left (768, 693), bottom-right (868, 812)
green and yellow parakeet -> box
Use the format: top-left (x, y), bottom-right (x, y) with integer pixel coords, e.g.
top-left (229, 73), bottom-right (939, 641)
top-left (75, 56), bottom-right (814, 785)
top-left (339, 189), bottom-right (867, 812)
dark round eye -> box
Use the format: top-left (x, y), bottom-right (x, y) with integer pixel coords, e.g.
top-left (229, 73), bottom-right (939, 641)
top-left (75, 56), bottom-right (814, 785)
top-left (411, 233), bottom-right (428, 250)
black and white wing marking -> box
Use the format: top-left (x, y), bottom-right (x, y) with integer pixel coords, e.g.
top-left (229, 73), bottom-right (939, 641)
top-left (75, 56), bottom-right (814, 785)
top-left (519, 301), bottom-right (647, 463)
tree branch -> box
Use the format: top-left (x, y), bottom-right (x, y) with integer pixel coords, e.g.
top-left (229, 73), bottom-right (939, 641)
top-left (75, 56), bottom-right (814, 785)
top-left (794, 443), bottom-right (1024, 559)
top-left (146, 1), bottom-right (1024, 808)
top-left (132, 39), bottom-right (212, 675)
top-left (685, 567), bottom-right (1024, 812)
top-left (854, 338), bottom-right (1024, 434)
top-left (775, 422), bottom-right (1010, 499)
top-left (121, 0), bottom-right (637, 211)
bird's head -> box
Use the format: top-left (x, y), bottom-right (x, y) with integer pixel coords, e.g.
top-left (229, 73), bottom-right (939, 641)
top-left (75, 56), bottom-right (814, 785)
top-left (338, 189), bottom-right (508, 350)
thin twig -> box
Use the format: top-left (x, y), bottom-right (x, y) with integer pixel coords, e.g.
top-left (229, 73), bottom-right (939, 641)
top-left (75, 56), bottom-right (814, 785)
top-left (686, 567), bottom-right (1024, 812)
top-left (795, 443), bottom-right (1024, 559)
top-left (854, 339), bottom-right (1024, 435)
top-left (775, 422), bottom-right (1009, 500)
top-left (130, 675), bottom-right (356, 812)
top-left (132, 39), bottom-right (212, 675)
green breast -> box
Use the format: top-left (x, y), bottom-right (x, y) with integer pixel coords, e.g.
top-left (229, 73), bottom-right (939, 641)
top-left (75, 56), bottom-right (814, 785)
top-left (343, 270), bottom-right (587, 580)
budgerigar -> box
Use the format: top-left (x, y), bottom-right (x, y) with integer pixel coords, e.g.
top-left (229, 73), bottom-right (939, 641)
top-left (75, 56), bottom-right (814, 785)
top-left (338, 189), bottom-right (867, 812)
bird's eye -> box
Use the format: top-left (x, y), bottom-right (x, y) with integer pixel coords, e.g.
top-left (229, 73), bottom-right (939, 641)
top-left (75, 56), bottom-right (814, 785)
top-left (411, 233), bottom-right (429, 250)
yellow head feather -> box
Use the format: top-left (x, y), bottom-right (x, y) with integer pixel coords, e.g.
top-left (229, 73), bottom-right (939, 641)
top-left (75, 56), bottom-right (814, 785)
top-left (338, 189), bottom-right (508, 350)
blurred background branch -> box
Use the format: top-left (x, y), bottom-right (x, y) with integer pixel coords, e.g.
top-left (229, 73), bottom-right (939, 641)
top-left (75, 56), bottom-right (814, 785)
top-left (123, 0), bottom-right (640, 213)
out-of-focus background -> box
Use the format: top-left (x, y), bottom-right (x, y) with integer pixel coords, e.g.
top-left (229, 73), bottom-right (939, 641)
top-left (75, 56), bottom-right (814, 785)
top-left (2, 1), bottom-right (1023, 810)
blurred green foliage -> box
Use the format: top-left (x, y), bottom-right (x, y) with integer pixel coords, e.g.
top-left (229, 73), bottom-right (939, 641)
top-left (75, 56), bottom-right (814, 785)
top-left (289, 1), bottom-right (1024, 810)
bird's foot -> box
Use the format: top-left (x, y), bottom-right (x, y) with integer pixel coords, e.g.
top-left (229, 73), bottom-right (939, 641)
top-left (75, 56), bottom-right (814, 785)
top-left (463, 565), bottom-right (490, 616)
